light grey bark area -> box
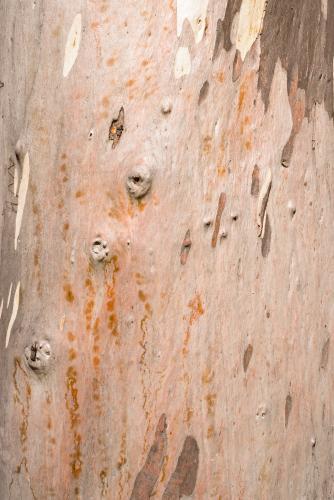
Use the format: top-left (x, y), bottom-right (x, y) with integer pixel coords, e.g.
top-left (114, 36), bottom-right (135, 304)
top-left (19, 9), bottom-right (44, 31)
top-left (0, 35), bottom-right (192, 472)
top-left (0, 0), bottom-right (334, 498)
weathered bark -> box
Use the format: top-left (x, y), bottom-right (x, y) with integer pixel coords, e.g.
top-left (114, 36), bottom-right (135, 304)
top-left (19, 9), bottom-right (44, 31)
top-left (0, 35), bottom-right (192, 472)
top-left (1, 0), bottom-right (334, 498)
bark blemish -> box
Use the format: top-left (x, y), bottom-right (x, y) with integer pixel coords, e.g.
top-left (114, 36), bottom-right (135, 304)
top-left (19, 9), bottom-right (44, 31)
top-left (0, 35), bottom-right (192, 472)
top-left (320, 338), bottom-right (330, 370)
top-left (251, 165), bottom-right (260, 196)
top-left (212, 193), bottom-right (226, 248)
top-left (109, 107), bottom-right (124, 148)
top-left (198, 80), bottom-right (209, 105)
top-left (232, 49), bottom-right (243, 81)
top-left (243, 344), bottom-right (253, 372)
top-left (130, 414), bottom-right (167, 499)
top-left (285, 393), bottom-right (292, 428)
top-left (261, 214), bottom-right (271, 258)
top-left (162, 436), bottom-right (199, 498)
top-left (65, 366), bottom-right (83, 478)
top-left (180, 229), bottom-right (192, 265)
top-left (212, 19), bottom-right (223, 61)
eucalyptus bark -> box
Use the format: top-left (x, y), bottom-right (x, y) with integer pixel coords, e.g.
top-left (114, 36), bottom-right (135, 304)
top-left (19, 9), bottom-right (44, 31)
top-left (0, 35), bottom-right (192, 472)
top-left (1, 1), bottom-right (334, 499)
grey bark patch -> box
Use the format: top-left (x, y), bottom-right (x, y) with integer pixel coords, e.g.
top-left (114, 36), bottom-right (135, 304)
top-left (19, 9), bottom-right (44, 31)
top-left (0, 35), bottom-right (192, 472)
top-left (243, 344), bottom-right (253, 372)
top-left (285, 394), bottom-right (292, 428)
top-left (259, 0), bottom-right (334, 119)
top-left (259, 0), bottom-right (334, 164)
top-left (162, 436), bottom-right (199, 499)
top-left (212, 19), bottom-right (223, 60)
top-left (130, 414), bottom-right (167, 499)
top-left (198, 81), bottom-right (209, 105)
top-left (261, 215), bottom-right (271, 258)
top-left (251, 165), bottom-right (260, 196)
top-left (221, 0), bottom-right (243, 51)
top-left (320, 338), bottom-right (330, 370)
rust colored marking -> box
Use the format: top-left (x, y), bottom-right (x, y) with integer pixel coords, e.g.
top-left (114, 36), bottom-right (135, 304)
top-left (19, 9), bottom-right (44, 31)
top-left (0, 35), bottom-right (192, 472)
top-left (109, 107), bottom-right (124, 148)
top-left (180, 230), bottom-right (192, 265)
top-left (243, 344), bottom-right (253, 372)
top-left (251, 165), bottom-right (260, 196)
top-left (130, 414), bottom-right (167, 499)
top-left (64, 284), bottom-right (75, 303)
top-left (211, 192), bottom-right (226, 248)
top-left (285, 394), bottom-right (292, 428)
top-left (162, 436), bottom-right (199, 499)
top-left (65, 366), bottom-right (82, 477)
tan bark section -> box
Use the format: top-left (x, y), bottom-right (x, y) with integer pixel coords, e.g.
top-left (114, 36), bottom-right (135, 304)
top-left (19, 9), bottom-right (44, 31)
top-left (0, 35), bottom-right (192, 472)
top-left (0, 1), bottom-right (334, 499)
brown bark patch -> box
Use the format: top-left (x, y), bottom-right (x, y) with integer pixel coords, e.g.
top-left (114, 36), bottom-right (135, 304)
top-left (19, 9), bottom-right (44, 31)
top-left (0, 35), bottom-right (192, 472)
top-left (261, 215), bottom-right (271, 258)
top-left (285, 393), bottom-right (292, 428)
top-left (243, 344), bottom-right (253, 372)
top-left (211, 192), bottom-right (226, 248)
top-left (162, 436), bottom-right (199, 499)
top-left (130, 414), bottom-right (167, 499)
top-left (251, 165), bottom-right (260, 197)
top-left (320, 338), bottom-right (330, 370)
top-left (221, 0), bottom-right (243, 52)
top-left (180, 230), bottom-right (192, 265)
top-left (198, 80), bottom-right (209, 105)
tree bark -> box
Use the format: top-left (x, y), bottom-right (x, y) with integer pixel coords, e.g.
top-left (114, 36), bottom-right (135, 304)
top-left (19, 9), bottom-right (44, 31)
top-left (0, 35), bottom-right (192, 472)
top-left (1, 0), bottom-right (334, 498)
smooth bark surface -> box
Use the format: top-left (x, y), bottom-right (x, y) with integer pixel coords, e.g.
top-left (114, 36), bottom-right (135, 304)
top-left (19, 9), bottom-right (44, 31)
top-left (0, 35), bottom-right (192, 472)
top-left (1, 1), bottom-right (334, 498)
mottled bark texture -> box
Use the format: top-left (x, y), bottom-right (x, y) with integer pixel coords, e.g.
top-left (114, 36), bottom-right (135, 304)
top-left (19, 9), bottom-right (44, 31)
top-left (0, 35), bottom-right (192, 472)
top-left (1, 0), bottom-right (334, 498)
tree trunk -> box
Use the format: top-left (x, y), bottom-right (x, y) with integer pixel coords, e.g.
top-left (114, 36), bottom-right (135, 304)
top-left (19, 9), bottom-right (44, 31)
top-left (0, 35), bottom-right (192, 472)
top-left (1, 1), bottom-right (334, 498)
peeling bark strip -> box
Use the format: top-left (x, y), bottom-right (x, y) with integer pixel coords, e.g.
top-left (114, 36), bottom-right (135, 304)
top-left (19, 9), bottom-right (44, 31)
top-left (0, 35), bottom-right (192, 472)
top-left (180, 230), bottom-right (192, 265)
top-left (130, 414), bottom-right (167, 499)
top-left (211, 193), bottom-right (226, 248)
top-left (256, 169), bottom-right (272, 238)
top-left (109, 107), bottom-right (124, 148)
top-left (162, 436), bottom-right (199, 499)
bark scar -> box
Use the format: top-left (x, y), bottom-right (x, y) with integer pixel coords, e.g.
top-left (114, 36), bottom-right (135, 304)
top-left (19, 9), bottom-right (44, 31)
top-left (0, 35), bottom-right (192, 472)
top-left (109, 107), bottom-right (124, 148)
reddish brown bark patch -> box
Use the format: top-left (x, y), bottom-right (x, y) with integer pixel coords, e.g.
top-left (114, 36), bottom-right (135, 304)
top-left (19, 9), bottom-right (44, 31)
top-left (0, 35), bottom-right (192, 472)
top-left (130, 414), bottom-right (167, 499)
top-left (162, 436), bottom-right (199, 499)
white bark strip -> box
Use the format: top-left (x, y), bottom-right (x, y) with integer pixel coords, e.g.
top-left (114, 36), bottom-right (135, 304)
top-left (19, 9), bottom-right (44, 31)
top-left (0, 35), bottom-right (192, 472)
top-left (174, 47), bottom-right (191, 79)
top-left (257, 168), bottom-right (272, 237)
top-left (14, 153), bottom-right (30, 250)
top-left (5, 282), bottom-right (20, 348)
top-left (177, 0), bottom-right (209, 43)
top-left (236, 0), bottom-right (267, 60)
top-left (63, 13), bottom-right (82, 78)
top-left (6, 283), bottom-right (12, 308)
